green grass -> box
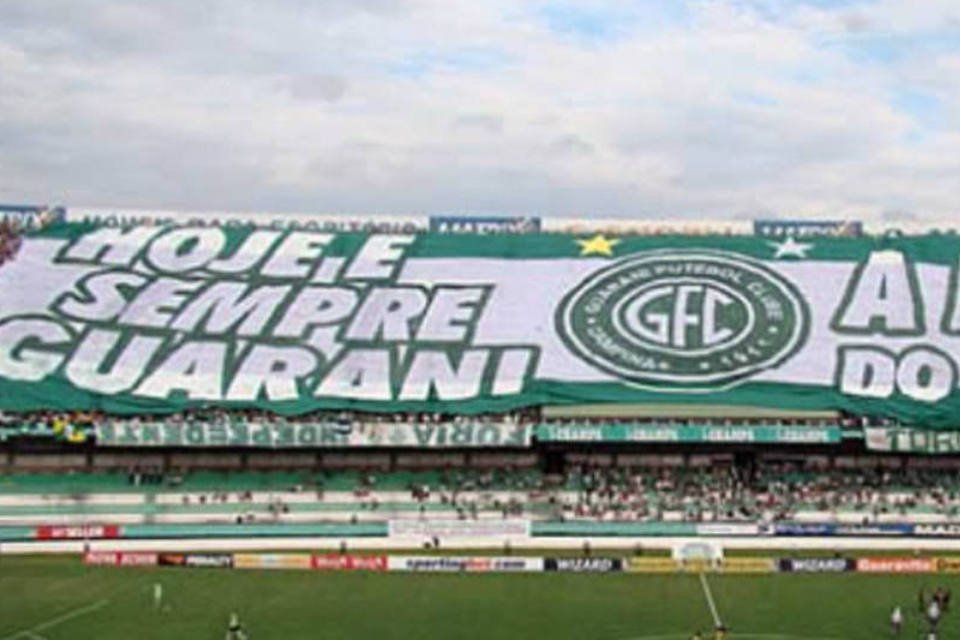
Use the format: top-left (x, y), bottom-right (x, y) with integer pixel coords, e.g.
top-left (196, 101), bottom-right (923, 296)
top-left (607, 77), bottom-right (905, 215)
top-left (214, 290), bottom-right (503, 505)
top-left (0, 555), bottom-right (958, 639)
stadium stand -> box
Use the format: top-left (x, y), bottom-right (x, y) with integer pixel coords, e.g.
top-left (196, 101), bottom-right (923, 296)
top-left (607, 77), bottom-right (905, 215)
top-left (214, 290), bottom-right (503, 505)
top-left (3, 205), bottom-right (960, 548)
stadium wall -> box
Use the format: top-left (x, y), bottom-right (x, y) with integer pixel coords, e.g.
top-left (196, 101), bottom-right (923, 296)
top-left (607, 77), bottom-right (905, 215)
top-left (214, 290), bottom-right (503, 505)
top-left (9, 534), bottom-right (960, 555)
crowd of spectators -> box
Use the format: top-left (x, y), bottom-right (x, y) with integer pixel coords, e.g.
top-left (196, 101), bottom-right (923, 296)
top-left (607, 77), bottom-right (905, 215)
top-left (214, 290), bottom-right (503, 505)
top-left (552, 463), bottom-right (960, 523)
top-left (0, 219), bottom-right (23, 266)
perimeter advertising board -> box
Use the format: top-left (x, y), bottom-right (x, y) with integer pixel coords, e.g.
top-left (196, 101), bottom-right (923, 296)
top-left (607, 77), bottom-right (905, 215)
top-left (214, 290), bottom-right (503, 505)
top-left (856, 558), bottom-right (934, 573)
top-left (387, 556), bottom-right (543, 572)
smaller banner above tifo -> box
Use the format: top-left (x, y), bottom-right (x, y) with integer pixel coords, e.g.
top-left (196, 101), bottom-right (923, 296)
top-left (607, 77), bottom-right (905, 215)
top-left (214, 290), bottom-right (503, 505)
top-left (429, 215), bottom-right (541, 234)
top-left (535, 424), bottom-right (841, 445)
top-left (388, 519), bottom-right (530, 539)
top-left (95, 421), bottom-right (531, 448)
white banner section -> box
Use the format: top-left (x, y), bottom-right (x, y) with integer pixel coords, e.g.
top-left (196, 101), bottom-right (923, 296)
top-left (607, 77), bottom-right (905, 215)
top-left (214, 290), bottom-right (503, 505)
top-left (388, 519), bottom-right (531, 539)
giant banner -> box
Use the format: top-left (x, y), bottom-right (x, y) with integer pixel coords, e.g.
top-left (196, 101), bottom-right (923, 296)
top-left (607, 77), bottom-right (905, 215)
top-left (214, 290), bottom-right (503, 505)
top-left (4, 223), bottom-right (960, 427)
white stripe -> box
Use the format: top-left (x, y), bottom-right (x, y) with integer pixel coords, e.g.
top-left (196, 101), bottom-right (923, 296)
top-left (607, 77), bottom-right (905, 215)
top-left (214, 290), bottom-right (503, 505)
top-left (698, 572), bottom-right (722, 627)
top-left (618, 635), bottom-right (847, 640)
top-left (0, 599), bottom-right (109, 640)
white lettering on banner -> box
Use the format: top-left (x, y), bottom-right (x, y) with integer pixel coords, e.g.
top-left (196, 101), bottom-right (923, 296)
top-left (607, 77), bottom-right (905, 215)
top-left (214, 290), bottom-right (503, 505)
top-left (260, 232), bottom-right (332, 279)
top-left (62, 226), bottom-right (163, 266)
top-left (146, 228), bottom-right (226, 273)
top-left (55, 271), bottom-right (148, 321)
top-left (388, 519), bottom-right (531, 538)
top-left (8, 225), bottom-right (960, 421)
top-left (95, 421), bottom-right (532, 448)
top-left (834, 251), bottom-right (923, 334)
top-left (65, 329), bottom-right (164, 393)
top-left (226, 345), bottom-right (318, 401)
top-left (208, 230), bottom-right (282, 274)
top-left (0, 318), bottom-right (71, 381)
top-left (345, 235), bottom-right (415, 280)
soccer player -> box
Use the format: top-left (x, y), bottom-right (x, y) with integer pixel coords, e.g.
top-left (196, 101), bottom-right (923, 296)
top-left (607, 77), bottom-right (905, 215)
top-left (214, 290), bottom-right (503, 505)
top-left (933, 586), bottom-right (951, 612)
top-left (890, 605), bottom-right (902, 635)
top-left (152, 582), bottom-right (163, 611)
top-left (926, 597), bottom-right (941, 634)
top-left (714, 624), bottom-right (727, 640)
top-left (226, 612), bottom-right (248, 640)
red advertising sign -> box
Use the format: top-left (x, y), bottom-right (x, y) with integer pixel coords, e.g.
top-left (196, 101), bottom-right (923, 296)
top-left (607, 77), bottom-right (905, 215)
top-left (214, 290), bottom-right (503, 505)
top-left (36, 525), bottom-right (120, 540)
top-left (83, 551), bottom-right (157, 567)
top-left (311, 554), bottom-right (388, 572)
top-left (856, 557), bottom-right (935, 573)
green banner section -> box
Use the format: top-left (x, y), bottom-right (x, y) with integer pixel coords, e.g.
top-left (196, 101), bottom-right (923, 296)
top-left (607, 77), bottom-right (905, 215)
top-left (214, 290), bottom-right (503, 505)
top-left (865, 427), bottom-right (960, 454)
top-left (94, 421), bottom-right (531, 448)
top-left (2, 222), bottom-right (960, 427)
top-left (535, 423), bottom-right (842, 444)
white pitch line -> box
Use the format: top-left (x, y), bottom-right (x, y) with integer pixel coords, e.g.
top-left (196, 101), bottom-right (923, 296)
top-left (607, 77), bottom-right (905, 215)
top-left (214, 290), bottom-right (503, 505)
top-left (618, 634), bottom-right (850, 640)
top-left (698, 572), bottom-right (722, 628)
top-left (0, 599), bottom-right (109, 640)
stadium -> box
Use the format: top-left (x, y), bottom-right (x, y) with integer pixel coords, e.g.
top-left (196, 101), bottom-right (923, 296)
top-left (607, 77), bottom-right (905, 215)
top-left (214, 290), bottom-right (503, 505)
top-left (2, 204), bottom-right (960, 639)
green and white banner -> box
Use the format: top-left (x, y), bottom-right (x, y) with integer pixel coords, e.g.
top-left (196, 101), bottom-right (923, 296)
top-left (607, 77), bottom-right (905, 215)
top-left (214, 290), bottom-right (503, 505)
top-left (94, 421), bottom-right (531, 448)
top-left (4, 222), bottom-right (960, 427)
top-left (864, 427), bottom-right (960, 454)
top-left (535, 423), bottom-right (842, 444)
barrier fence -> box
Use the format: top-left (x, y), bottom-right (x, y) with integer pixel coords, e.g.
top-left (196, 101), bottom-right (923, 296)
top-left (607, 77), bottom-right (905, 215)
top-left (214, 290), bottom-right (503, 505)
top-left (8, 520), bottom-right (951, 543)
top-left (82, 552), bottom-right (960, 575)
top-left (5, 520), bottom-right (959, 543)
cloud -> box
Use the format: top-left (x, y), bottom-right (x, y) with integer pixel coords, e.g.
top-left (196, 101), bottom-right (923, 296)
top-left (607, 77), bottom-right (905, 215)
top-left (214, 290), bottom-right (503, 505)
top-left (0, 0), bottom-right (959, 219)
top-left (285, 74), bottom-right (349, 103)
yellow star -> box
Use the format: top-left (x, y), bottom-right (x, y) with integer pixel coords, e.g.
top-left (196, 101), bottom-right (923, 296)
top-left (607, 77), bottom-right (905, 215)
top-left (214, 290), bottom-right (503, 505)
top-left (577, 234), bottom-right (620, 256)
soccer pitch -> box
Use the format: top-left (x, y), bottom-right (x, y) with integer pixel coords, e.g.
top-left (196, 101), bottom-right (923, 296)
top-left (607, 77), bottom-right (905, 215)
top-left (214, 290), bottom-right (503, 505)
top-left (0, 556), bottom-right (957, 640)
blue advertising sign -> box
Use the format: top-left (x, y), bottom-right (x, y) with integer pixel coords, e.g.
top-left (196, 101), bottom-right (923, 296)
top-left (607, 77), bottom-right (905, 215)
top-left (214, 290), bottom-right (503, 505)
top-left (429, 215), bottom-right (541, 233)
top-left (774, 522), bottom-right (914, 536)
top-left (773, 523), bottom-right (836, 536)
top-left (0, 204), bottom-right (66, 228)
top-left (753, 219), bottom-right (863, 238)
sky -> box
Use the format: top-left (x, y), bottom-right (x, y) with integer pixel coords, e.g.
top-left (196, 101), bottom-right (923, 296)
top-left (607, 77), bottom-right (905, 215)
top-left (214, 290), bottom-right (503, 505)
top-left (0, 0), bottom-right (958, 220)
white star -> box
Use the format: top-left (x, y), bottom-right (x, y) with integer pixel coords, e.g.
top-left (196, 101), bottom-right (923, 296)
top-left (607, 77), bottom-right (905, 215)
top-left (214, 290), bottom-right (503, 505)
top-left (769, 237), bottom-right (814, 259)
